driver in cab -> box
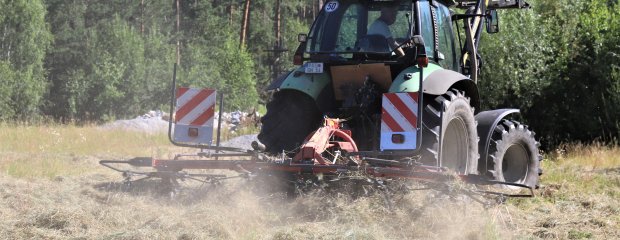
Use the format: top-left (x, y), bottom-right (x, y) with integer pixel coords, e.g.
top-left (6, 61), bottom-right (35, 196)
top-left (368, 4), bottom-right (405, 57)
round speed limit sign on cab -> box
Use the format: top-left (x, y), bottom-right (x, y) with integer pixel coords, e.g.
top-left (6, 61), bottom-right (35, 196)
top-left (324, 1), bottom-right (339, 13)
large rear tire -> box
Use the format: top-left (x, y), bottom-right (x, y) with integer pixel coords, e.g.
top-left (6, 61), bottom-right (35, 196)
top-left (258, 90), bottom-right (322, 155)
top-left (486, 120), bottom-right (542, 188)
top-left (421, 89), bottom-right (479, 175)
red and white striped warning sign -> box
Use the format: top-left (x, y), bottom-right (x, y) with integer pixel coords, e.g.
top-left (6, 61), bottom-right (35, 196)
top-left (381, 92), bottom-right (419, 132)
top-left (380, 92), bottom-right (419, 150)
top-left (175, 87), bottom-right (216, 126)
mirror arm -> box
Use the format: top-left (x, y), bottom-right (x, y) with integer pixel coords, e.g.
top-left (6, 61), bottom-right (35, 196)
top-left (451, 13), bottom-right (487, 21)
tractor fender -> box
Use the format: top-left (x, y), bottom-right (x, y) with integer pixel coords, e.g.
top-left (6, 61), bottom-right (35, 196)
top-left (475, 109), bottom-right (520, 173)
top-left (423, 69), bottom-right (480, 111)
top-left (266, 71), bottom-right (292, 91)
top-left (266, 67), bottom-right (330, 101)
top-left (389, 63), bottom-right (443, 93)
top-left (389, 64), bottom-right (480, 111)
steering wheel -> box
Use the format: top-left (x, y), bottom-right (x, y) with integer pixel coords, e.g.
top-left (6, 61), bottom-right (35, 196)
top-left (391, 37), bottom-right (414, 56)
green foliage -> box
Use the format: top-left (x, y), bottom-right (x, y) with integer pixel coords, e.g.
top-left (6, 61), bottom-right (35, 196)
top-left (479, 0), bottom-right (620, 146)
top-left (44, 1), bottom-right (174, 122)
top-left (44, 0), bottom-right (88, 120)
top-left (87, 17), bottom-right (145, 120)
top-left (0, 61), bottom-right (17, 119)
top-left (142, 30), bottom-right (177, 111)
top-left (0, 0), bottom-right (52, 121)
top-left (527, 0), bottom-right (620, 144)
top-left (40, 0), bottom-right (293, 121)
top-left (1, 0), bottom-right (311, 122)
top-left (218, 39), bottom-right (260, 111)
top-left (478, 4), bottom-right (552, 109)
top-left (180, 37), bottom-right (259, 111)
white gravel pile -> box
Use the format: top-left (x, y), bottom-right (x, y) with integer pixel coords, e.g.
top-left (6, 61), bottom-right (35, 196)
top-left (100, 111), bottom-right (169, 134)
top-left (219, 134), bottom-right (258, 149)
top-left (101, 111), bottom-right (261, 149)
top-left (101, 110), bottom-right (260, 134)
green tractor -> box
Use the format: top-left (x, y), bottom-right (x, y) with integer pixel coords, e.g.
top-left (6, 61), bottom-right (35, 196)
top-left (258, 0), bottom-right (541, 188)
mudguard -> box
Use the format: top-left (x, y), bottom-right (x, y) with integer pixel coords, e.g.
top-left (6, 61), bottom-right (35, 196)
top-left (389, 63), bottom-right (480, 111)
top-left (475, 109), bottom-right (520, 172)
top-left (388, 63), bottom-right (443, 93)
top-left (265, 66), bottom-right (330, 101)
top-left (424, 68), bottom-right (480, 111)
top-left (270, 63), bottom-right (480, 110)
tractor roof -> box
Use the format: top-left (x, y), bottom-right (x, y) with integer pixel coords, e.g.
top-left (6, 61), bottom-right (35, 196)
top-left (336, 0), bottom-right (528, 9)
top-left (453, 0), bottom-right (530, 9)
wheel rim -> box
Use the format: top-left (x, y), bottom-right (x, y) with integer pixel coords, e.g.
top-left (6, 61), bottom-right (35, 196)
top-left (502, 143), bottom-right (530, 183)
top-left (442, 117), bottom-right (469, 174)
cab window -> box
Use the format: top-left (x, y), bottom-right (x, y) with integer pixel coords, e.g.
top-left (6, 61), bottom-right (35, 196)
top-left (306, 0), bottom-right (413, 56)
top-left (335, 4), bottom-right (362, 52)
top-left (418, 1), bottom-right (436, 57)
top-left (436, 3), bottom-right (457, 70)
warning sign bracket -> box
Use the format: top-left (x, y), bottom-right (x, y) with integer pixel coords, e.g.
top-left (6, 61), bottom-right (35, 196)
top-left (166, 64), bottom-right (248, 153)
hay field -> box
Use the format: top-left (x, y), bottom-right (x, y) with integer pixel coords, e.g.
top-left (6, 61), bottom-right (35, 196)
top-left (0, 124), bottom-right (618, 239)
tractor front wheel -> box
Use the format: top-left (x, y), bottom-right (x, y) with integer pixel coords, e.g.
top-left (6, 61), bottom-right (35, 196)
top-left (258, 90), bottom-right (322, 155)
top-left (421, 89), bottom-right (479, 175)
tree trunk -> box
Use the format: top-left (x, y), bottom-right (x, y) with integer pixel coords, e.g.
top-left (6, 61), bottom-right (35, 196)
top-left (140, 0), bottom-right (144, 35)
top-left (239, 0), bottom-right (251, 48)
top-left (229, 2), bottom-right (234, 26)
top-left (314, 0), bottom-right (324, 20)
top-left (176, 0), bottom-right (181, 66)
top-left (275, 0), bottom-right (281, 48)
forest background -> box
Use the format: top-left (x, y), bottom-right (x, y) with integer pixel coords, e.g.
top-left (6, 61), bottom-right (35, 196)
top-left (1, 0), bottom-right (619, 148)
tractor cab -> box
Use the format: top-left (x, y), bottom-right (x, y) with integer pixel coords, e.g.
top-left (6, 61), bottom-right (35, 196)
top-left (305, 1), bottom-right (413, 60)
top-left (296, 0), bottom-right (458, 71)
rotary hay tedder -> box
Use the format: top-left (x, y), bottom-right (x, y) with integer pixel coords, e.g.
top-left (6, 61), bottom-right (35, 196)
top-left (100, 97), bottom-right (532, 205)
top-left (101, 74), bottom-right (533, 204)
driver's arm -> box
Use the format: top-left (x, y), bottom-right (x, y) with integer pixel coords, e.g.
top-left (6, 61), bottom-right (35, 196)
top-left (387, 37), bottom-right (405, 57)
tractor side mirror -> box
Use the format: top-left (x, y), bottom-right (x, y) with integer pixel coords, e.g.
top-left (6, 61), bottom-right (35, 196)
top-left (298, 33), bottom-right (308, 43)
top-left (294, 34), bottom-right (308, 65)
top-left (486, 10), bottom-right (499, 34)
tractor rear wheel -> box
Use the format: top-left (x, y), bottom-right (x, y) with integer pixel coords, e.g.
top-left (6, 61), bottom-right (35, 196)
top-left (421, 89), bottom-right (479, 175)
top-left (486, 120), bottom-right (541, 188)
top-left (258, 90), bottom-right (322, 155)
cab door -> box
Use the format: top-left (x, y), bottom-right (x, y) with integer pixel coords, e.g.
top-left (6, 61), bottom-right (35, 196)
top-left (418, 0), bottom-right (458, 71)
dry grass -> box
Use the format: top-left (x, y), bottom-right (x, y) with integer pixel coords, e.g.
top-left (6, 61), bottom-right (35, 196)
top-left (0, 123), bottom-right (173, 179)
top-left (0, 125), bottom-right (618, 239)
top-left (507, 143), bottom-right (620, 239)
